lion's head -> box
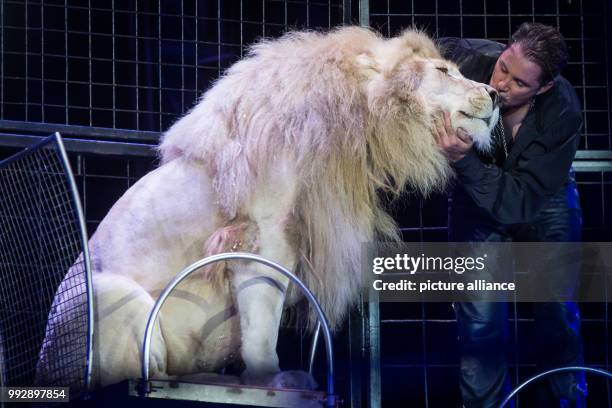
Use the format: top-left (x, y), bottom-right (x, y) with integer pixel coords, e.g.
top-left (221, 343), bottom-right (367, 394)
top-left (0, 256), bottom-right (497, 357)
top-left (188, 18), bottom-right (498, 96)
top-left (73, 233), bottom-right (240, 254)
top-left (358, 29), bottom-right (499, 155)
top-left (414, 59), bottom-right (499, 151)
top-left (158, 27), bottom-right (498, 329)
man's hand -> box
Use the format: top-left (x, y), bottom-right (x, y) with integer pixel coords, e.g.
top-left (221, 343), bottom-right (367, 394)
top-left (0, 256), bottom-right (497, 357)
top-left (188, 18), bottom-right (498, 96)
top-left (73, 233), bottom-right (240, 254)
top-left (433, 111), bottom-right (473, 162)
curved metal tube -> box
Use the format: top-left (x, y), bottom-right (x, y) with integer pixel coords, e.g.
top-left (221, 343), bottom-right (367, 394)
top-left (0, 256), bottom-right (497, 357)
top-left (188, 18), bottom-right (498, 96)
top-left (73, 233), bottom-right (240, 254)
top-left (308, 322), bottom-right (321, 375)
top-left (55, 133), bottom-right (94, 392)
top-left (140, 252), bottom-right (337, 407)
top-left (499, 366), bottom-right (612, 408)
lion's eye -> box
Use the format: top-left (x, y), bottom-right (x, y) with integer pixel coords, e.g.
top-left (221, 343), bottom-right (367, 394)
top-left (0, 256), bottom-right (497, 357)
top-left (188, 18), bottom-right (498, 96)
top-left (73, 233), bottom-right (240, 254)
top-left (436, 66), bottom-right (449, 74)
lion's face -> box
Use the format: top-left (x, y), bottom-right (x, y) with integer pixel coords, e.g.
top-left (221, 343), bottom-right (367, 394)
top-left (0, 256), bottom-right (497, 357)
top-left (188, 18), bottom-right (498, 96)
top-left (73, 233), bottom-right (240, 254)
top-left (417, 59), bottom-right (500, 152)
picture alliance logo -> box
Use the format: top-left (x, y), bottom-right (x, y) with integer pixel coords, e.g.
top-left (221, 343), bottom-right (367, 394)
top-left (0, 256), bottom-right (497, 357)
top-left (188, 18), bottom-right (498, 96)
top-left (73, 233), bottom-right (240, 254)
top-left (372, 253), bottom-right (488, 275)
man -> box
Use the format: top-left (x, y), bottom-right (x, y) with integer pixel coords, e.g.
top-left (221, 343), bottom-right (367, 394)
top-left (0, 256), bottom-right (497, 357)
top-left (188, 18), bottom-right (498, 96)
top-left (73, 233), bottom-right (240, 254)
top-left (435, 23), bottom-right (586, 407)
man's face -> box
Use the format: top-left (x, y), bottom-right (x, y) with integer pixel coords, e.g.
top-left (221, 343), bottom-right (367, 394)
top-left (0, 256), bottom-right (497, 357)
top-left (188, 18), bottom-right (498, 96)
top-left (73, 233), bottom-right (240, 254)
top-left (489, 43), bottom-right (547, 109)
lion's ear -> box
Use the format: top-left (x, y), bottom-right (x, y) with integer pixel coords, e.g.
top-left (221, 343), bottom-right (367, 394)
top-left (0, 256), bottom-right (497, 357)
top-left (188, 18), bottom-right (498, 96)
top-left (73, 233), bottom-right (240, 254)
top-left (356, 52), bottom-right (382, 80)
top-left (397, 29), bottom-right (441, 59)
top-left (365, 58), bottom-right (424, 116)
top-left (359, 39), bottom-right (410, 81)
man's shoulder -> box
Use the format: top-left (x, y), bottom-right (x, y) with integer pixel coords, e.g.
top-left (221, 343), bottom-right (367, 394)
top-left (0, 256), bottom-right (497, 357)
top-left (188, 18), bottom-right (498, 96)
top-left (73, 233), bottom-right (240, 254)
top-left (534, 76), bottom-right (583, 134)
top-left (555, 76), bottom-right (581, 111)
top-left (538, 76), bottom-right (582, 122)
top-left (438, 38), bottom-right (503, 83)
top-left (438, 37), bottom-right (504, 60)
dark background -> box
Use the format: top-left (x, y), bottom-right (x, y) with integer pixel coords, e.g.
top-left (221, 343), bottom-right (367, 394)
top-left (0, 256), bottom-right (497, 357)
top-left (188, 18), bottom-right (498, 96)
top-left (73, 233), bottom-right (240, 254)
top-left (0, 0), bottom-right (610, 406)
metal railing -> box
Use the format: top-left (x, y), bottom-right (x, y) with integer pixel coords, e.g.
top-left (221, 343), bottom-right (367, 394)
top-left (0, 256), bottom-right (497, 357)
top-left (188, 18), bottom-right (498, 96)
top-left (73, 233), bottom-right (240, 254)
top-left (138, 252), bottom-right (339, 408)
top-left (499, 366), bottom-right (612, 408)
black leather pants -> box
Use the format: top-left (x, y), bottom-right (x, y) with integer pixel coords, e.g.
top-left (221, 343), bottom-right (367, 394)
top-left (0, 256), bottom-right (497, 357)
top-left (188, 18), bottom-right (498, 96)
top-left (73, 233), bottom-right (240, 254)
top-left (449, 178), bottom-right (587, 408)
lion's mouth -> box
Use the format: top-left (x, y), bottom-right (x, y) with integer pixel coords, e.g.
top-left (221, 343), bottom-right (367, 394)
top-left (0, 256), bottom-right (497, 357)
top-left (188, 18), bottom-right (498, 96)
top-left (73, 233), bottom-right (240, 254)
top-left (458, 110), bottom-right (493, 126)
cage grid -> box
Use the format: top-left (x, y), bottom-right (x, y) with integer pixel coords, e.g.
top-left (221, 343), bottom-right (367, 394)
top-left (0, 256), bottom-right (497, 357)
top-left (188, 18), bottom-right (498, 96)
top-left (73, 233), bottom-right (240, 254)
top-left (0, 134), bottom-right (92, 399)
top-left (0, 0), bottom-right (345, 132)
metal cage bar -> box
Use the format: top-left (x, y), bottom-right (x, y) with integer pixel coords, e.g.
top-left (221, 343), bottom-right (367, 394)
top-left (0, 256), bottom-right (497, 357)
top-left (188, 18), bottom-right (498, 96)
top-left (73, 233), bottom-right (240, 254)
top-left (52, 133), bottom-right (94, 392)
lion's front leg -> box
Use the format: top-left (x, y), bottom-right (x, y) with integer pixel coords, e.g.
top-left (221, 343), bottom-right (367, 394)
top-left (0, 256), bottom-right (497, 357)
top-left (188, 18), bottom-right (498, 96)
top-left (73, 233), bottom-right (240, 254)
top-left (230, 218), bottom-right (293, 380)
top-left (233, 272), bottom-right (287, 381)
top-left (229, 216), bottom-right (305, 387)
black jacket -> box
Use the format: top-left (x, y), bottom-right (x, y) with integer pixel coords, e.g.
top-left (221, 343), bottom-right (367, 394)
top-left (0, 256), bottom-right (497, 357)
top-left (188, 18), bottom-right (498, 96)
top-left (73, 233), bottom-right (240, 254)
top-left (439, 38), bottom-right (583, 225)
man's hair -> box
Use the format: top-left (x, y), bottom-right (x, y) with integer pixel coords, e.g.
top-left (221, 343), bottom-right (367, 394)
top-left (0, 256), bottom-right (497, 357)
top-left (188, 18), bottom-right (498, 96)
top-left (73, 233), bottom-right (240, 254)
top-left (508, 22), bottom-right (569, 84)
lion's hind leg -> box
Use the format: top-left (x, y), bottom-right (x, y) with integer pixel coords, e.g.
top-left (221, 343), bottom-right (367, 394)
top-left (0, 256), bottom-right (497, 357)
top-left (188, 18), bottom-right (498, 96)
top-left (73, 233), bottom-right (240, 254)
top-left (92, 273), bottom-right (169, 388)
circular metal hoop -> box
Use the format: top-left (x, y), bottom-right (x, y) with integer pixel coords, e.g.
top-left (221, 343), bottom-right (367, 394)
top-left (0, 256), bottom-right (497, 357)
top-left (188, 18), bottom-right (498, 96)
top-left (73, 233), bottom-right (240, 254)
top-left (499, 366), bottom-right (612, 408)
top-left (139, 252), bottom-right (338, 407)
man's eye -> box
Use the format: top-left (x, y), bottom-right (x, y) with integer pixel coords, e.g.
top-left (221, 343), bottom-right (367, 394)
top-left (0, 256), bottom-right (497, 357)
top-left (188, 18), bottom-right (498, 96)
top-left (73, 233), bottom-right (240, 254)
top-left (436, 66), bottom-right (449, 74)
top-left (516, 80), bottom-right (525, 87)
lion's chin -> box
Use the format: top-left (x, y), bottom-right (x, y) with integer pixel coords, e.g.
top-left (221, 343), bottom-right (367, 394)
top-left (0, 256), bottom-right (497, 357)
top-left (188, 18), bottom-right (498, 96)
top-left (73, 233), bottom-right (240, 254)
top-left (455, 106), bottom-right (499, 154)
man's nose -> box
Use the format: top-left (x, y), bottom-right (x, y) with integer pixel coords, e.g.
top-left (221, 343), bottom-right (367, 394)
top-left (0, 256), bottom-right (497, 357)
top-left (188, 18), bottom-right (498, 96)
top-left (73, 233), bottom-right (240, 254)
top-left (496, 78), bottom-right (509, 91)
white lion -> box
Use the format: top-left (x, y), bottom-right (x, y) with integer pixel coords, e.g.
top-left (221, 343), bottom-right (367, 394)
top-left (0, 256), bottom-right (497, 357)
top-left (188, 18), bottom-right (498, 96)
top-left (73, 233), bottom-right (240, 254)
top-left (37, 26), bottom-right (498, 390)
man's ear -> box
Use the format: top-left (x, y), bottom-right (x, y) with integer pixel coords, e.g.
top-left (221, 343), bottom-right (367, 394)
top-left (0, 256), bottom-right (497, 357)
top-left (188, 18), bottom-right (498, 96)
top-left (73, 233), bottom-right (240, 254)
top-left (536, 80), bottom-right (554, 95)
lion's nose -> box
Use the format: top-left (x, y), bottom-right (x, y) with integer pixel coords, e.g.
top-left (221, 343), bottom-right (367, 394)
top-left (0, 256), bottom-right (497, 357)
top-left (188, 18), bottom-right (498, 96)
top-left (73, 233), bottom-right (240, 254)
top-left (488, 89), bottom-right (499, 106)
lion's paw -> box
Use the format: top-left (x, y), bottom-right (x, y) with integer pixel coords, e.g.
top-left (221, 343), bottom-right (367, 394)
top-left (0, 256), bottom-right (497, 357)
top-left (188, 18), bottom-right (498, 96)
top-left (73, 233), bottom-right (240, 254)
top-left (268, 370), bottom-right (318, 391)
top-left (241, 369), bottom-right (318, 390)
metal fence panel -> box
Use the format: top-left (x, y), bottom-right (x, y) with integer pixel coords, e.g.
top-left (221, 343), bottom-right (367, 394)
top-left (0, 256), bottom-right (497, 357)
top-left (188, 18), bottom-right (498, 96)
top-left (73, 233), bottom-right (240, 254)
top-left (0, 134), bottom-right (92, 399)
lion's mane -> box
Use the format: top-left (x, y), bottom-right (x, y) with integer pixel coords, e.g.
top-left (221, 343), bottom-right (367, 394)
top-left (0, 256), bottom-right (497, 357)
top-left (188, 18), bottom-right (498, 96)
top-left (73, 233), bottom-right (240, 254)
top-left (158, 27), bottom-right (451, 329)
